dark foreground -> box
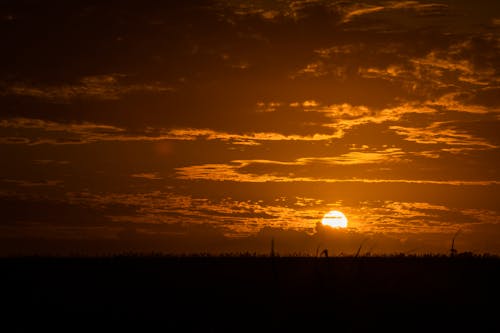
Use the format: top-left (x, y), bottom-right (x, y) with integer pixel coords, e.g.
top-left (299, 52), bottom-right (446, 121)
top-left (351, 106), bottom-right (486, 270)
top-left (2, 255), bottom-right (500, 332)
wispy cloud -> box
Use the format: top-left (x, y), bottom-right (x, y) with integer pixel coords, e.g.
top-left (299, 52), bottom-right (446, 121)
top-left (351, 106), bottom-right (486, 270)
top-left (292, 61), bottom-right (347, 79)
top-left (233, 148), bottom-right (405, 166)
top-left (341, 5), bottom-right (385, 23)
top-left (314, 44), bottom-right (364, 57)
top-left (64, 189), bottom-right (498, 239)
top-left (130, 173), bottom-right (163, 180)
top-left (357, 41), bottom-right (499, 95)
top-left (0, 118), bottom-right (129, 145)
top-left (176, 159), bottom-right (499, 186)
top-left (256, 101), bottom-right (282, 112)
top-left (386, 1), bottom-right (448, 12)
top-left (3, 74), bottom-right (173, 102)
top-left (411, 50), bottom-right (496, 87)
top-left (0, 118), bottom-right (343, 146)
top-left (166, 128), bottom-right (339, 145)
top-left (0, 118), bottom-right (124, 132)
top-left (66, 191), bottom-right (325, 235)
top-left (33, 160), bottom-right (70, 165)
top-left (426, 93), bottom-right (500, 114)
top-left (1, 93), bottom-right (496, 152)
top-left (358, 65), bottom-right (406, 81)
top-left (219, 0), bottom-right (448, 28)
top-left (390, 122), bottom-right (498, 150)
top-left (2, 179), bottom-right (63, 187)
top-left (217, 0), bottom-right (327, 22)
top-left (314, 102), bottom-right (436, 138)
top-left (352, 200), bottom-right (480, 234)
top-left (339, 1), bottom-right (448, 23)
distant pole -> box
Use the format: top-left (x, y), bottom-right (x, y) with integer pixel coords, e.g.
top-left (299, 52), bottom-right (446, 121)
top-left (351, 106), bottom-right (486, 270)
top-left (355, 239), bottom-right (368, 258)
top-left (271, 237), bottom-right (275, 258)
top-left (450, 229), bottom-right (461, 257)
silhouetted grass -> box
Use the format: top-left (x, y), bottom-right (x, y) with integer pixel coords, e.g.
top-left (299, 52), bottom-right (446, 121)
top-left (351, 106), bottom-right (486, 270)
top-left (4, 250), bottom-right (498, 260)
top-left (2, 252), bottom-right (499, 331)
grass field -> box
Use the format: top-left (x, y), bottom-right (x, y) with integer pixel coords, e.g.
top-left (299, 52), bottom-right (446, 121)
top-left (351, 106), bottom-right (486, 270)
top-left (2, 254), bottom-right (499, 332)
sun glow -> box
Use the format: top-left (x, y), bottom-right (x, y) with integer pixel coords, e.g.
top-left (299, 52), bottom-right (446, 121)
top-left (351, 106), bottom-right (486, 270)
top-left (321, 210), bottom-right (348, 228)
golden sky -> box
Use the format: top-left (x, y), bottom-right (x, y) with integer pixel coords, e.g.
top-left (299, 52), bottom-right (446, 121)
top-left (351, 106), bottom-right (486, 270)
top-left (1, 0), bottom-right (499, 255)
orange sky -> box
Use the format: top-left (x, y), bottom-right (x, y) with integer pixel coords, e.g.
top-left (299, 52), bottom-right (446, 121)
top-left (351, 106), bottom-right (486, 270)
top-left (0, 0), bottom-right (499, 255)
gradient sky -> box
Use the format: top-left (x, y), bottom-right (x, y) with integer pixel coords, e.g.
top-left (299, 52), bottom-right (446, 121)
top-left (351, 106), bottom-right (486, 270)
top-left (1, 0), bottom-right (499, 255)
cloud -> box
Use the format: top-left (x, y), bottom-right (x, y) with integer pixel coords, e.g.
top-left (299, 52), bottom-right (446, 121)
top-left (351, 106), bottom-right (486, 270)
top-left (352, 200), bottom-right (484, 235)
top-left (1, 185), bottom-right (499, 254)
top-left (235, 148), bottom-right (405, 166)
top-left (66, 190), bottom-right (496, 238)
top-left (410, 50), bottom-right (494, 87)
top-left (33, 159), bottom-right (70, 165)
top-left (386, 1), bottom-right (448, 13)
top-left (358, 65), bottom-right (406, 81)
top-left (339, 1), bottom-right (448, 23)
top-left (357, 40), bottom-right (499, 96)
top-left (220, 2), bottom-right (282, 20)
top-left (298, 42), bottom-right (406, 80)
top-left (314, 102), bottom-right (436, 138)
top-left (0, 117), bottom-right (123, 132)
top-left (427, 93), bottom-right (500, 114)
top-left (5, 189), bottom-right (497, 254)
top-left (390, 122), bottom-right (498, 150)
top-left (217, 0), bottom-right (328, 22)
top-left (314, 44), bottom-right (364, 57)
top-left (167, 101), bottom-right (489, 148)
top-left (175, 159), bottom-right (499, 186)
top-left (131, 173), bottom-right (163, 180)
top-left (292, 61), bottom-right (328, 78)
top-left (0, 118), bottom-right (342, 145)
top-left (4, 74), bottom-right (173, 102)
top-left (146, 128), bottom-right (340, 145)
top-left (1, 95), bottom-right (496, 161)
top-left (256, 101), bottom-right (282, 112)
top-left (0, 118), bottom-right (130, 145)
top-left (292, 61), bottom-right (348, 79)
top-left (341, 5), bottom-right (385, 23)
top-left (66, 190), bottom-right (325, 236)
top-left (219, 0), bottom-right (446, 26)
top-left (1, 179), bottom-right (63, 187)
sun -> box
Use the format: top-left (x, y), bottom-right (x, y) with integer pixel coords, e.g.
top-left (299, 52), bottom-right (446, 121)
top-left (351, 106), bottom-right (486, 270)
top-left (321, 210), bottom-right (348, 228)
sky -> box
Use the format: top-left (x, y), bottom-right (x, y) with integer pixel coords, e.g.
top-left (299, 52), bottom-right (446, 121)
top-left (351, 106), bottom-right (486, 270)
top-left (1, 0), bottom-right (499, 255)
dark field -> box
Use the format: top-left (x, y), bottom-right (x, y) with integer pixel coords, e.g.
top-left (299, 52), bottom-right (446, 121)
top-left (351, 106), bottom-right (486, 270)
top-left (2, 255), bottom-right (500, 332)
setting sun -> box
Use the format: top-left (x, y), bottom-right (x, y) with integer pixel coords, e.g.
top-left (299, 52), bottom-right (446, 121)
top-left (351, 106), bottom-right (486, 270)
top-left (321, 210), bottom-right (348, 228)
